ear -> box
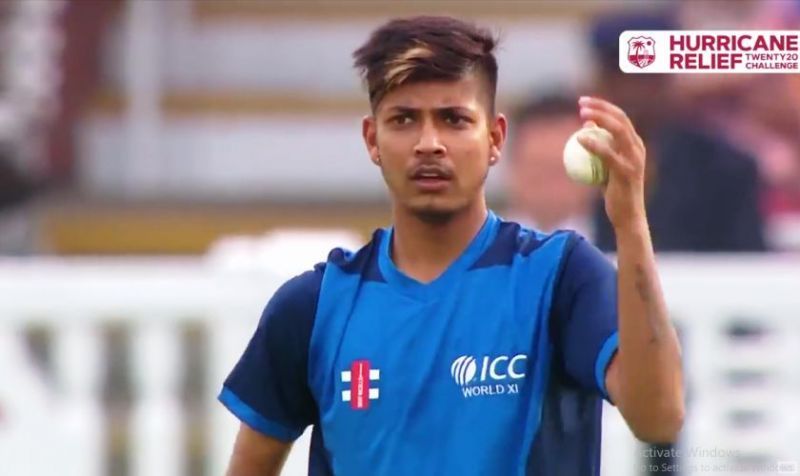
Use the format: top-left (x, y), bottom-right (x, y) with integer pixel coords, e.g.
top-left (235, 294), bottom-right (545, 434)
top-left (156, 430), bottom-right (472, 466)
top-left (488, 113), bottom-right (508, 167)
top-left (362, 115), bottom-right (380, 166)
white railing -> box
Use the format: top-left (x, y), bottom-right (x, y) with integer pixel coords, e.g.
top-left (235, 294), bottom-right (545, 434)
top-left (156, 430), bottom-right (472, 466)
top-left (1, 254), bottom-right (799, 476)
top-left (0, 258), bottom-right (268, 476)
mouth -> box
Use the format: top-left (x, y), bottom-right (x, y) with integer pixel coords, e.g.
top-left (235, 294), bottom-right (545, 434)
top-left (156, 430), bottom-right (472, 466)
top-left (411, 165), bottom-right (453, 191)
top-left (410, 165), bottom-right (453, 192)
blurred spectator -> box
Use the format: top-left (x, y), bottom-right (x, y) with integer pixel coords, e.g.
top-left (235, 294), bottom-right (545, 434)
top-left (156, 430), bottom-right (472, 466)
top-left (0, 0), bottom-right (120, 254)
top-left (505, 93), bottom-right (595, 237)
top-left (0, 149), bottom-right (39, 254)
top-left (674, 0), bottom-right (800, 250)
top-left (0, 0), bottom-right (66, 254)
top-left (589, 10), bottom-right (768, 253)
top-left (47, 0), bottom-right (121, 180)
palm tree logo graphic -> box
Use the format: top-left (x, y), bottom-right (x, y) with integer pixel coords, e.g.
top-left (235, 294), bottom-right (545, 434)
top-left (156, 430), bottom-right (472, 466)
top-left (628, 36), bottom-right (656, 68)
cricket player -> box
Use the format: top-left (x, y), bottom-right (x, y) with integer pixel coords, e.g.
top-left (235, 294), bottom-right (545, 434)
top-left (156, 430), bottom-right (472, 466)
top-left (219, 15), bottom-right (684, 476)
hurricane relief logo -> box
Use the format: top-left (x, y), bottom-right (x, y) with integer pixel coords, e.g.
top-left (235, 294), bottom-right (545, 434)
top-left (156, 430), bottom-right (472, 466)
top-left (450, 354), bottom-right (527, 398)
top-left (628, 36), bottom-right (656, 68)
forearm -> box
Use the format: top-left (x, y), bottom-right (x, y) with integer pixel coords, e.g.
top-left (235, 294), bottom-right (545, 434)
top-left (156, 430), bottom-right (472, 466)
top-left (614, 219), bottom-right (684, 441)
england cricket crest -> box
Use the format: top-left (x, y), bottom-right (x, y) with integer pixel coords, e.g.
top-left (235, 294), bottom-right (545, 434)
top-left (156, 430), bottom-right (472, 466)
top-left (627, 36), bottom-right (656, 68)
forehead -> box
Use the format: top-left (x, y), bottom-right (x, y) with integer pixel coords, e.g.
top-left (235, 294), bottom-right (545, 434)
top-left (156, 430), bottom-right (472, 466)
top-left (376, 75), bottom-right (487, 114)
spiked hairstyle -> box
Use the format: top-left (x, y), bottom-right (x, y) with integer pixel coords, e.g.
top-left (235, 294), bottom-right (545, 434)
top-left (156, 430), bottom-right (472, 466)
top-left (352, 16), bottom-right (500, 113)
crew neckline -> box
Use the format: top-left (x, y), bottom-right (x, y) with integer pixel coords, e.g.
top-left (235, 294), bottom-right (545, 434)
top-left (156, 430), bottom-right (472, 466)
top-left (377, 211), bottom-right (500, 300)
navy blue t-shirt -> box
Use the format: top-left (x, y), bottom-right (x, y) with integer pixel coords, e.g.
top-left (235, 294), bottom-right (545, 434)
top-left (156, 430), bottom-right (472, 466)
top-left (220, 211), bottom-right (619, 475)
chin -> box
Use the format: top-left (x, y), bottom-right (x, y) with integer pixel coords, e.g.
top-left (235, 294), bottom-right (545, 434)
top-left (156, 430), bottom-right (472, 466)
top-left (413, 208), bottom-right (456, 225)
top-left (407, 198), bottom-right (464, 224)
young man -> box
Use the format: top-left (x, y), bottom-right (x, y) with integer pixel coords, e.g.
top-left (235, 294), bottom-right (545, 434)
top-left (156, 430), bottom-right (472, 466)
top-left (219, 16), bottom-right (684, 476)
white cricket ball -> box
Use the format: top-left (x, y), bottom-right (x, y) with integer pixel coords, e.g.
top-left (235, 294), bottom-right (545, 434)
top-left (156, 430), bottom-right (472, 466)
top-left (562, 126), bottom-right (612, 185)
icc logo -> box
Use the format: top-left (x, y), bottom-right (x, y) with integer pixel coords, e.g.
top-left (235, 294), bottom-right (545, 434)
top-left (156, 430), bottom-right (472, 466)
top-left (451, 356), bottom-right (478, 386)
top-left (627, 36), bottom-right (656, 68)
top-left (450, 354), bottom-right (527, 386)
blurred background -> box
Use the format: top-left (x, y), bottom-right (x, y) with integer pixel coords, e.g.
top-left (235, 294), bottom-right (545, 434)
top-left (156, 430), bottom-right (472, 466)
top-left (0, 0), bottom-right (799, 475)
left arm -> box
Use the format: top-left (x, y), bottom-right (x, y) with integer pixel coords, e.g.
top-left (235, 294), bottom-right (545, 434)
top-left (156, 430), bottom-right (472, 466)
top-left (578, 96), bottom-right (684, 443)
top-left (606, 218), bottom-right (684, 443)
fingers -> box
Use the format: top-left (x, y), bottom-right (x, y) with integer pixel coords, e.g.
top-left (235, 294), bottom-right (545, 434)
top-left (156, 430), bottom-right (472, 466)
top-left (580, 108), bottom-right (629, 147)
top-left (578, 96), bottom-right (642, 153)
top-left (576, 96), bottom-right (647, 184)
top-left (579, 96), bottom-right (633, 129)
top-left (576, 132), bottom-right (626, 173)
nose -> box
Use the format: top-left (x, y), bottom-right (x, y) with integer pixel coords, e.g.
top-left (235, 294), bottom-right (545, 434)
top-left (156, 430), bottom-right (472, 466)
top-left (414, 119), bottom-right (446, 159)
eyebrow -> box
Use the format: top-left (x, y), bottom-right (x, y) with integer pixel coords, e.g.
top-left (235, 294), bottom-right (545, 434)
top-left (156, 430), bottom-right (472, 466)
top-left (384, 105), bottom-right (475, 115)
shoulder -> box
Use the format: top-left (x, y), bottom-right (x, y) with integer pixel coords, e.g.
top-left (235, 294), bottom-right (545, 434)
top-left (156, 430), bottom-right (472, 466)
top-left (323, 228), bottom-right (386, 283)
top-left (266, 229), bottom-right (388, 327)
top-left (472, 216), bottom-right (581, 269)
top-left (659, 123), bottom-right (759, 180)
top-left (259, 263), bottom-right (327, 335)
top-left (552, 232), bottom-right (616, 304)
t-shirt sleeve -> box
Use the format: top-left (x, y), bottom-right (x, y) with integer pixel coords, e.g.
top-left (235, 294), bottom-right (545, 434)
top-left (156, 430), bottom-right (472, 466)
top-left (550, 233), bottom-right (619, 401)
top-left (218, 265), bottom-right (324, 442)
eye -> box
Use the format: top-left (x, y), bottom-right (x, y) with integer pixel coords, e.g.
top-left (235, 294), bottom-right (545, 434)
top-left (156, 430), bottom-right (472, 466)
top-left (391, 114), bottom-right (413, 125)
top-left (443, 112), bottom-right (470, 126)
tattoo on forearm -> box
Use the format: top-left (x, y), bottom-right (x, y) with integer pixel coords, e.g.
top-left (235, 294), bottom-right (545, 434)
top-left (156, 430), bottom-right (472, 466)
top-left (634, 264), bottom-right (651, 302)
top-left (634, 264), bottom-right (662, 344)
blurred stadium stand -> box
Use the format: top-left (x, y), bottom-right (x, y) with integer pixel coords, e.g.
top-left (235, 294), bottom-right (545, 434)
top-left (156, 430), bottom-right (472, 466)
top-left (24, 0), bottom-right (664, 255)
top-left (3, 0), bottom-right (791, 255)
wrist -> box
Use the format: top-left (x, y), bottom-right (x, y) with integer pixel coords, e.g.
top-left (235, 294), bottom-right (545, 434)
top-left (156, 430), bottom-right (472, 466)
top-left (612, 215), bottom-right (650, 240)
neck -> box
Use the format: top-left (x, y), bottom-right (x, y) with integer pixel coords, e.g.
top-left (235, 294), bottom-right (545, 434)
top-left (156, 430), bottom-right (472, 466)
top-left (390, 198), bottom-right (488, 283)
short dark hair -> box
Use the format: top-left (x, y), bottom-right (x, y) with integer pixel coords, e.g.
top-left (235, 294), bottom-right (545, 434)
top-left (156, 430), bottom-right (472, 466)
top-left (512, 93), bottom-right (577, 127)
top-left (508, 93), bottom-right (578, 160)
top-left (352, 16), bottom-right (499, 112)
top-left (590, 11), bottom-right (675, 69)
